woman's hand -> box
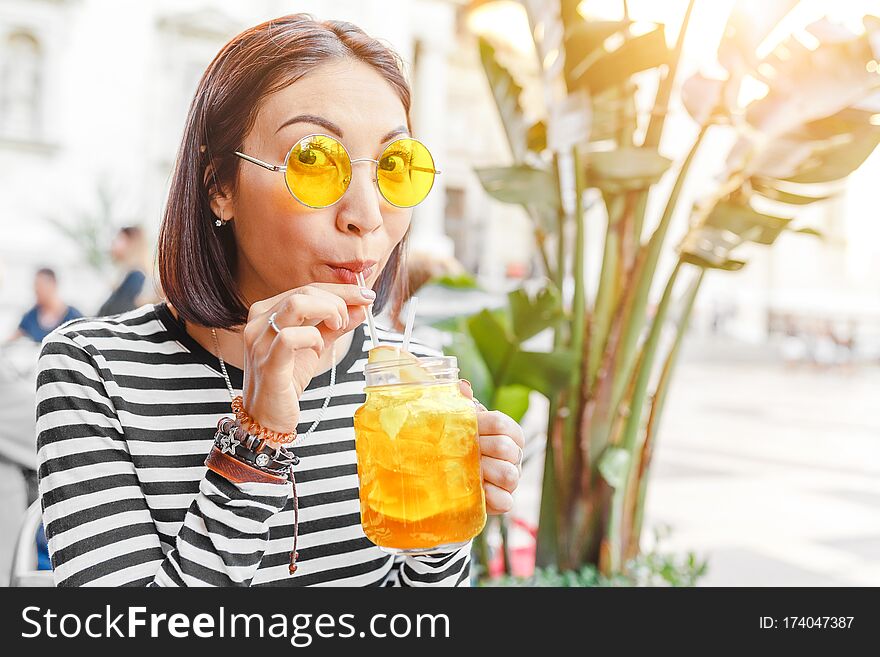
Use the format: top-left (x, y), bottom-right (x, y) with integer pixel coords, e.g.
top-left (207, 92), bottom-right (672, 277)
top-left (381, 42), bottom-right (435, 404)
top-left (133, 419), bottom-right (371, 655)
top-left (459, 380), bottom-right (525, 515)
top-left (242, 283), bottom-right (374, 444)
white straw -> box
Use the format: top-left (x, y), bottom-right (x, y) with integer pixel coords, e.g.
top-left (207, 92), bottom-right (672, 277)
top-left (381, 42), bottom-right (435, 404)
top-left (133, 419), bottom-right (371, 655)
top-left (402, 296), bottom-right (418, 352)
top-left (356, 271), bottom-right (379, 349)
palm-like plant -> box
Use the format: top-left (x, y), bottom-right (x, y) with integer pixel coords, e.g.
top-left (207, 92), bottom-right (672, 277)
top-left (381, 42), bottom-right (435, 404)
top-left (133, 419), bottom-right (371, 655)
top-left (454, 0), bottom-right (880, 575)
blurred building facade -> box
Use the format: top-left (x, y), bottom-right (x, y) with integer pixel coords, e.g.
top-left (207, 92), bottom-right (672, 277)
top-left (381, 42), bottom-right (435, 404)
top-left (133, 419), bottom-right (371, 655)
top-left (0, 0), bottom-right (878, 358)
top-left (0, 0), bottom-right (531, 327)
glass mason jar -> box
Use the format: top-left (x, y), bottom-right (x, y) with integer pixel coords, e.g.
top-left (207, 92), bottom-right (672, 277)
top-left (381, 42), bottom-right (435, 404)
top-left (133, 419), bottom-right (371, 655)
top-left (354, 354), bottom-right (486, 554)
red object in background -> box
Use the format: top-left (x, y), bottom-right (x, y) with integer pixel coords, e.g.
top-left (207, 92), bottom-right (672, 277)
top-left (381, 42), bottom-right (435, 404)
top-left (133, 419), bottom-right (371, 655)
top-left (505, 261), bottom-right (528, 279)
top-left (487, 517), bottom-right (537, 578)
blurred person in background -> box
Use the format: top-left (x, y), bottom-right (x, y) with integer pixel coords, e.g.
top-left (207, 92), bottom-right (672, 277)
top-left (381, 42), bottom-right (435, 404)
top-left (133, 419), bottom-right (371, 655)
top-left (97, 226), bottom-right (154, 316)
top-left (5, 268), bottom-right (82, 344)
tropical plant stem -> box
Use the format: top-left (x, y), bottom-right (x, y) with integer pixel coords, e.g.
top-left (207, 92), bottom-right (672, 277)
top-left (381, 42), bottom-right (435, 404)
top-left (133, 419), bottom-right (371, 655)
top-left (562, 145), bottom-right (588, 530)
top-left (629, 265), bottom-right (704, 556)
top-left (605, 259), bottom-right (682, 569)
top-left (608, 122), bottom-right (709, 416)
top-left (588, 193), bottom-right (623, 385)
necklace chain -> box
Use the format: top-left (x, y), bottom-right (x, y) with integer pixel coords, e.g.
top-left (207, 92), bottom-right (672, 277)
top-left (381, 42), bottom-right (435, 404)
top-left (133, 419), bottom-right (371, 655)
top-left (210, 328), bottom-right (336, 448)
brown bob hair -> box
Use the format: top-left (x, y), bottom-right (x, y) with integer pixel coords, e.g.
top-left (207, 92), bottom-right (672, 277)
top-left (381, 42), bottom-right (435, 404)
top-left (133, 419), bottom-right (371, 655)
top-left (158, 14), bottom-right (412, 329)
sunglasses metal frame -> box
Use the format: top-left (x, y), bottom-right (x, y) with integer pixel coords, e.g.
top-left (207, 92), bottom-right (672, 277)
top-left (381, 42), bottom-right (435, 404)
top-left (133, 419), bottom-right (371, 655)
top-left (233, 133), bottom-right (442, 209)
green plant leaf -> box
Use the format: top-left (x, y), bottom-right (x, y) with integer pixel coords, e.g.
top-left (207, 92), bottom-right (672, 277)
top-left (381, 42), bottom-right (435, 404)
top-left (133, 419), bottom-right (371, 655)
top-left (782, 128), bottom-right (880, 183)
top-left (680, 252), bottom-right (747, 271)
top-left (508, 284), bottom-right (564, 342)
top-left (429, 273), bottom-right (479, 289)
top-left (598, 447), bottom-right (631, 489)
top-left (792, 227), bottom-right (824, 238)
top-left (749, 179), bottom-right (834, 205)
top-left (586, 148), bottom-right (672, 191)
top-left (703, 201), bottom-right (791, 245)
top-left (466, 309), bottom-right (514, 375)
top-left (478, 37), bottom-right (529, 162)
top-left (745, 21), bottom-right (880, 138)
top-left (569, 26), bottom-right (669, 95)
top-left (506, 351), bottom-right (574, 399)
top-left (492, 384), bottom-right (531, 423)
top-left (475, 165), bottom-right (560, 208)
top-left (444, 329), bottom-right (494, 407)
top-left (563, 20), bottom-right (630, 89)
top-left (428, 315), bottom-right (466, 333)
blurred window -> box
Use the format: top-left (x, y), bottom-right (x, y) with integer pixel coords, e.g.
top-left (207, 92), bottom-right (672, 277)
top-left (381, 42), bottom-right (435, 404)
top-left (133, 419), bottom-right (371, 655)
top-left (0, 31), bottom-right (43, 139)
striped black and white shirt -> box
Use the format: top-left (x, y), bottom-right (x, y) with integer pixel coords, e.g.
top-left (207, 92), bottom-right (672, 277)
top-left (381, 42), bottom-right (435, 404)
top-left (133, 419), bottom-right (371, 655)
top-left (36, 303), bottom-right (472, 587)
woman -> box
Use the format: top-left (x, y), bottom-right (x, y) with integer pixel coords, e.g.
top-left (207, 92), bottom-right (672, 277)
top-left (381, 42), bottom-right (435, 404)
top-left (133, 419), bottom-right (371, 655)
top-left (36, 14), bottom-right (524, 587)
top-left (96, 226), bottom-right (153, 317)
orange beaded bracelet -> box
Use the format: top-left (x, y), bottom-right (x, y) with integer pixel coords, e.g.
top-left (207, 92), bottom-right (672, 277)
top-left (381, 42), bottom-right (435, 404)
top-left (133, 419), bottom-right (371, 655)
top-left (230, 395), bottom-right (297, 445)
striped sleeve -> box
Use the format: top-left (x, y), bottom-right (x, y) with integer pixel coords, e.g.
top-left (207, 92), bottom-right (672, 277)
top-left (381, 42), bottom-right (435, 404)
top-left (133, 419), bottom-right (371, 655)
top-left (380, 543), bottom-right (472, 587)
top-left (36, 331), bottom-right (290, 587)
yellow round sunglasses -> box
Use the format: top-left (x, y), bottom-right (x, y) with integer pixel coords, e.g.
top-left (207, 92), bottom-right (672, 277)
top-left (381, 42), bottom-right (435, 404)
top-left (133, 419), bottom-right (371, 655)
top-left (234, 133), bottom-right (441, 209)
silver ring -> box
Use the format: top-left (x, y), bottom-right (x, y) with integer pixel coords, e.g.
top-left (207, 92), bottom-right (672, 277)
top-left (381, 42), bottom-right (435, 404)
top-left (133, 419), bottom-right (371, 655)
top-left (268, 311), bottom-right (281, 335)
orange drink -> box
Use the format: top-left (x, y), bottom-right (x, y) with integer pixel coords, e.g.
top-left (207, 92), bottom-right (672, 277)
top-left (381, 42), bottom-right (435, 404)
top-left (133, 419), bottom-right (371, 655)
top-left (354, 348), bottom-right (486, 553)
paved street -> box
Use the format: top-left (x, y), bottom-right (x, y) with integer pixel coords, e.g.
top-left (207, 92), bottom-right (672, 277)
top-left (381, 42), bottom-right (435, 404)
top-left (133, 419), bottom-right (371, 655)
top-left (641, 344), bottom-right (880, 586)
top-left (508, 339), bottom-right (880, 586)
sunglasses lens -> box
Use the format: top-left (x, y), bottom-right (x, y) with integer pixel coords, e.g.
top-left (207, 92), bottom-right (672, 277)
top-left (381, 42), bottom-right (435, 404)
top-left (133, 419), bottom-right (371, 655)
top-left (377, 139), bottom-right (436, 208)
top-left (285, 135), bottom-right (352, 207)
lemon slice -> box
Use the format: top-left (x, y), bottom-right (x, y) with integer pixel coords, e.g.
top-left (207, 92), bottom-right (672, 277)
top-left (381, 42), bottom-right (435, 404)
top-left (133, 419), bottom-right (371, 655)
top-left (368, 345), bottom-right (434, 383)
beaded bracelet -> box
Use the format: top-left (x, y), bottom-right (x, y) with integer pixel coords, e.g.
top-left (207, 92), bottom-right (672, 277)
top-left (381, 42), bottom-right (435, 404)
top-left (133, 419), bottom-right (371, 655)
top-left (231, 395), bottom-right (297, 445)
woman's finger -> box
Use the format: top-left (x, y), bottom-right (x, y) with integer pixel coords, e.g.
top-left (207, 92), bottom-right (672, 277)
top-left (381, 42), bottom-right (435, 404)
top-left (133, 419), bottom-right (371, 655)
top-left (479, 433), bottom-right (522, 465)
top-left (260, 325), bottom-right (324, 386)
top-left (483, 481), bottom-right (514, 515)
top-left (480, 455), bottom-right (520, 494)
top-left (273, 292), bottom-right (348, 331)
top-left (477, 410), bottom-right (525, 449)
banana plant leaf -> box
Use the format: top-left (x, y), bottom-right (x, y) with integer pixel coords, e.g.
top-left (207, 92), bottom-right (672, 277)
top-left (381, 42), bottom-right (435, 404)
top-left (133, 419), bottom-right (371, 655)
top-left (444, 325), bottom-right (494, 409)
top-left (430, 273), bottom-right (480, 289)
top-left (680, 252), bottom-right (747, 271)
top-left (702, 200), bottom-right (791, 245)
top-left (782, 127), bottom-right (880, 183)
top-left (504, 351), bottom-right (573, 398)
top-left (744, 20), bottom-right (880, 138)
top-left (586, 148), bottom-right (672, 192)
top-left (475, 165), bottom-right (560, 208)
top-left (749, 180), bottom-right (833, 205)
top-left (478, 37), bottom-right (530, 162)
top-left (508, 284), bottom-right (564, 342)
top-left (466, 308), bottom-right (572, 400)
top-left (493, 384), bottom-right (531, 424)
top-left (467, 309), bottom-right (513, 374)
top-left (563, 20), bottom-right (630, 87)
top-left (568, 25), bottom-right (669, 95)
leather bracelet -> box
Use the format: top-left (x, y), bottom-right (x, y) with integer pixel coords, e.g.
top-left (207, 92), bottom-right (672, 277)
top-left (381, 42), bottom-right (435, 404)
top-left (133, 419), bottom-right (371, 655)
top-left (215, 417), bottom-right (299, 475)
top-left (204, 446), bottom-right (289, 485)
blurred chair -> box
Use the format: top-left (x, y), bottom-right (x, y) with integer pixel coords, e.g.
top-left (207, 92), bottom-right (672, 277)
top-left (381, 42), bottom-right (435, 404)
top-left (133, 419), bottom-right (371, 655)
top-left (9, 499), bottom-right (54, 587)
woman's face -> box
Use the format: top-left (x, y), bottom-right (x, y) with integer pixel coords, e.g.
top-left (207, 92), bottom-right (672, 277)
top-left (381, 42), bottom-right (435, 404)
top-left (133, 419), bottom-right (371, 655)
top-left (214, 58), bottom-right (413, 303)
